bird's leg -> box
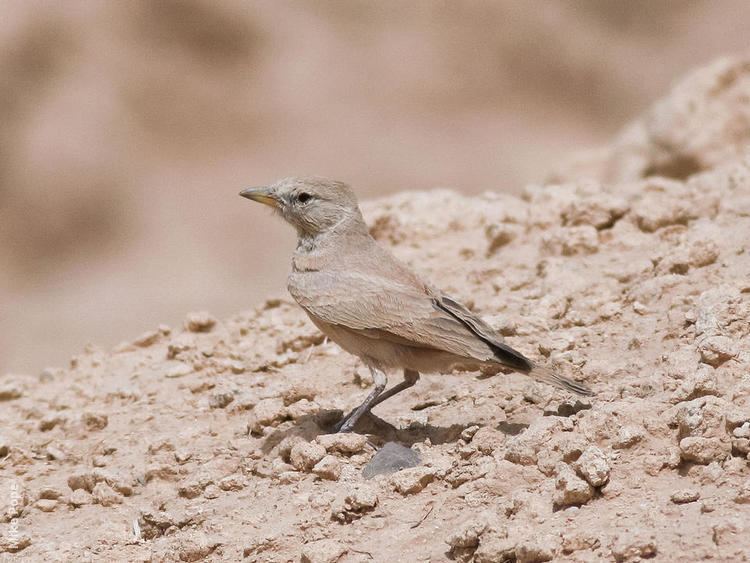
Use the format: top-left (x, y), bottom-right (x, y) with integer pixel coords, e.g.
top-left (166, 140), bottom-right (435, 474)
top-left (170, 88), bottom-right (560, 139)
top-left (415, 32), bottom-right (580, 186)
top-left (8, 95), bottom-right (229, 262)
top-left (335, 366), bottom-right (386, 433)
top-left (367, 369), bottom-right (420, 410)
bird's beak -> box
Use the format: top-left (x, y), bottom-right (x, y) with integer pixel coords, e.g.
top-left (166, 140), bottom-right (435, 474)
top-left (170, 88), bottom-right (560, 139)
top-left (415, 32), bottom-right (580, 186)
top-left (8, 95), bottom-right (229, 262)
top-left (239, 186), bottom-right (280, 208)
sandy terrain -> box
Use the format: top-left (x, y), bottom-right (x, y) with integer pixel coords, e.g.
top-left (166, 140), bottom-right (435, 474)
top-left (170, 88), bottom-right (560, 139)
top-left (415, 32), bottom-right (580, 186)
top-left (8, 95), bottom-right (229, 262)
top-left (2, 56), bottom-right (750, 562)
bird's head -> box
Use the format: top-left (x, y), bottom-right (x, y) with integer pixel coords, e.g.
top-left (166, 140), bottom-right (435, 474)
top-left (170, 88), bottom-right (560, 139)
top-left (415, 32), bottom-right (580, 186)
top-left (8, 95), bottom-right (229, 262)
top-left (240, 177), bottom-right (367, 238)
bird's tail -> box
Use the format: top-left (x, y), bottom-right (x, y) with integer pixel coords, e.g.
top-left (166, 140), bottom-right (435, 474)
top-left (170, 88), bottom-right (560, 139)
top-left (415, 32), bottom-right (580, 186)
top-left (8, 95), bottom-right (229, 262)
top-left (529, 364), bottom-right (593, 397)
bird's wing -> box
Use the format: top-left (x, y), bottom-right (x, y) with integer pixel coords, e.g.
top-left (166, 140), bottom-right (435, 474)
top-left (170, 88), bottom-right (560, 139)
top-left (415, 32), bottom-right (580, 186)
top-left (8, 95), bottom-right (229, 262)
top-left (288, 270), bottom-right (528, 368)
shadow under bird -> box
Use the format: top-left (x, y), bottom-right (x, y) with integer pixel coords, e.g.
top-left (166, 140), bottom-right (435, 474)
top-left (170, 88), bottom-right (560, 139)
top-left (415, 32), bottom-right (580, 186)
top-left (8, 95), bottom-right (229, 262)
top-left (240, 177), bottom-right (592, 433)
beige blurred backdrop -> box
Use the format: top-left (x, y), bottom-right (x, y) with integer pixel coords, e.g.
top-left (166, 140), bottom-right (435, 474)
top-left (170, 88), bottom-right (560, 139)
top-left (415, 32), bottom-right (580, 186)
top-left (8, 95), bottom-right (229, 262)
top-left (2, 0), bottom-right (749, 374)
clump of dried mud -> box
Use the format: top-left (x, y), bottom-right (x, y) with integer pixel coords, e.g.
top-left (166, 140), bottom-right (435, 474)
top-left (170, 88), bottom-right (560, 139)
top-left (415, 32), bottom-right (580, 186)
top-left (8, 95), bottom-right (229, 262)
top-left (2, 56), bottom-right (750, 562)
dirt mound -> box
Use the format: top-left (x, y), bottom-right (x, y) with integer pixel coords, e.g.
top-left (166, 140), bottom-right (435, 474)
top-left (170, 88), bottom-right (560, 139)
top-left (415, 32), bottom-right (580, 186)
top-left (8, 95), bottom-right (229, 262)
top-left (2, 57), bottom-right (750, 561)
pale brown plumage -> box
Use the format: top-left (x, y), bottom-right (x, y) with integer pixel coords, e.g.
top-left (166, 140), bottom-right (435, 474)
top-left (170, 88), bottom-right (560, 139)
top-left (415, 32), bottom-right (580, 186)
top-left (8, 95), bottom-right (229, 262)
top-left (240, 177), bottom-right (592, 432)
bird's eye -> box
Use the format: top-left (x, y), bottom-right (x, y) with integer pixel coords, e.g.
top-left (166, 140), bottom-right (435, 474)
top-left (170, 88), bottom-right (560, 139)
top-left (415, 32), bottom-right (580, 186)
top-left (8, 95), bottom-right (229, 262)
top-left (297, 192), bottom-right (312, 203)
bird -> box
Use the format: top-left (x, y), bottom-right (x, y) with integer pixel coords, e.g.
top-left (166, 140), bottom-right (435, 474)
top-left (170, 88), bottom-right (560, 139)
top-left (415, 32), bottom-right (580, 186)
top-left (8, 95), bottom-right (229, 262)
top-left (240, 177), bottom-right (592, 433)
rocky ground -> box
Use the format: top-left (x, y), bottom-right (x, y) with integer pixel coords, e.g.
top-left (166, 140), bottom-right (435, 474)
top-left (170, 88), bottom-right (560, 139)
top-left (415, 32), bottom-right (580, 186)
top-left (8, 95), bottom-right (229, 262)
top-left (2, 57), bottom-right (750, 562)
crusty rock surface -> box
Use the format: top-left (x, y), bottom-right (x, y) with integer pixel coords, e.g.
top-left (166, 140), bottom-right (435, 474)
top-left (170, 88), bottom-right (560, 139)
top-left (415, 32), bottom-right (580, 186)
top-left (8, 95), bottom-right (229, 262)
top-left (1, 57), bottom-right (750, 560)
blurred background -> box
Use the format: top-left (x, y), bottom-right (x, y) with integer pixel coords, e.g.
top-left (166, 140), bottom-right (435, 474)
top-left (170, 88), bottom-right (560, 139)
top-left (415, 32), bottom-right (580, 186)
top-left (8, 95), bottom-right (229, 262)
top-left (2, 0), bottom-right (749, 374)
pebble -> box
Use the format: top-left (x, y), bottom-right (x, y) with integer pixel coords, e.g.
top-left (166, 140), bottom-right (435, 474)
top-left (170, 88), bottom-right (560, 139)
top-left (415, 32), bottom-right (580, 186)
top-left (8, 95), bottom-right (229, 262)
top-left (82, 412), bottom-right (108, 431)
top-left (575, 446), bottom-right (610, 487)
top-left (312, 455), bottom-right (342, 481)
top-left (208, 392), bottom-right (234, 409)
top-left (554, 463), bottom-right (594, 508)
top-left (289, 442), bottom-right (326, 472)
top-left (68, 489), bottom-right (92, 508)
top-left (671, 489), bottom-right (700, 504)
top-left (611, 532), bottom-right (657, 562)
top-left (316, 433), bottom-right (367, 455)
top-left (331, 484), bottom-right (378, 523)
top-left (679, 436), bottom-right (731, 464)
top-left (300, 539), bottom-right (347, 563)
top-left (184, 311), bottom-right (217, 333)
top-left (389, 466), bottom-right (436, 495)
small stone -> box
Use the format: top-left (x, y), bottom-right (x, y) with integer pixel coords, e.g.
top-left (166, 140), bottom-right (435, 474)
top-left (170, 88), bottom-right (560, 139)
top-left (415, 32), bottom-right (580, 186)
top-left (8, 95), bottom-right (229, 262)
top-left (316, 433), bottom-right (368, 455)
top-left (91, 482), bottom-right (122, 507)
top-left (363, 442), bottom-right (420, 478)
top-left (613, 426), bottom-right (645, 449)
top-left (68, 489), bottom-right (92, 508)
top-left (0, 384), bottom-right (22, 401)
top-left (734, 481), bottom-right (750, 504)
top-left (82, 412), bottom-right (108, 431)
top-left (554, 463), bottom-right (593, 508)
top-left (446, 518), bottom-right (488, 549)
top-left (698, 335), bottom-right (737, 367)
top-left (679, 436), bottom-right (730, 464)
top-left (218, 474), bottom-right (245, 492)
top-left (516, 534), bottom-right (558, 562)
top-left (45, 446), bottom-right (67, 462)
top-left (474, 531), bottom-right (516, 563)
top-left (300, 539), bottom-right (347, 563)
top-left (38, 487), bottom-right (63, 500)
top-left (208, 392), bottom-right (234, 409)
top-left (390, 466), bottom-right (436, 495)
top-left (281, 383), bottom-right (317, 405)
top-left (165, 362), bottom-right (193, 378)
top-left (671, 489), bottom-right (700, 504)
top-left (611, 532), bottom-right (657, 562)
top-left (331, 484), bottom-right (378, 523)
top-left (312, 455), bottom-right (342, 481)
top-left (133, 330), bottom-right (160, 347)
top-left (248, 398), bottom-right (287, 434)
top-left (0, 531), bottom-right (31, 553)
top-left (35, 499), bottom-right (57, 512)
top-left (185, 311), bottom-right (217, 333)
top-left (575, 446), bottom-right (610, 487)
top-left (289, 442), bottom-right (326, 472)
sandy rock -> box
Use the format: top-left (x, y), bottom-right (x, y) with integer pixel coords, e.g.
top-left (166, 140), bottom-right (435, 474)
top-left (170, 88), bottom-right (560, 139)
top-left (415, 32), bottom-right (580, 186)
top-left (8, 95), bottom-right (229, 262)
top-left (208, 391), bottom-right (234, 409)
top-left (300, 539), bottom-right (347, 563)
top-left (446, 517), bottom-right (488, 549)
top-left (248, 398), bottom-right (287, 434)
top-left (562, 194), bottom-right (629, 230)
top-left (82, 412), bottom-right (108, 431)
top-left (506, 418), bottom-right (568, 466)
top-left (575, 446), bottom-right (610, 487)
top-left (0, 384), bottom-right (23, 401)
top-left (35, 499), bottom-right (57, 512)
top-left (474, 529), bottom-right (516, 563)
top-left (389, 466), bottom-right (436, 495)
top-left (697, 335), bottom-right (737, 367)
top-left (91, 482), bottom-right (122, 507)
top-left (0, 529), bottom-right (31, 553)
top-left (613, 426), bottom-right (645, 449)
top-left (316, 433), bottom-right (368, 455)
top-left (541, 225), bottom-right (599, 256)
top-left (611, 531), bottom-right (657, 562)
top-left (68, 489), bottom-right (92, 508)
top-left (671, 489), bottom-right (700, 504)
top-left (312, 455), bottom-right (342, 481)
top-left (516, 534), bottom-right (559, 563)
top-left (734, 481), bottom-right (750, 504)
top-left (178, 533), bottom-right (219, 562)
top-left (485, 223), bottom-right (520, 255)
top-left (331, 484), bottom-right (378, 523)
top-left (281, 383), bottom-right (317, 405)
top-left (679, 436), bottom-right (730, 464)
top-left (554, 463), bottom-right (594, 508)
top-left (290, 442), bottom-right (326, 472)
top-left (184, 311), bottom-right (217, 333)
top-left (133, 329), bottom-right (160, 347)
